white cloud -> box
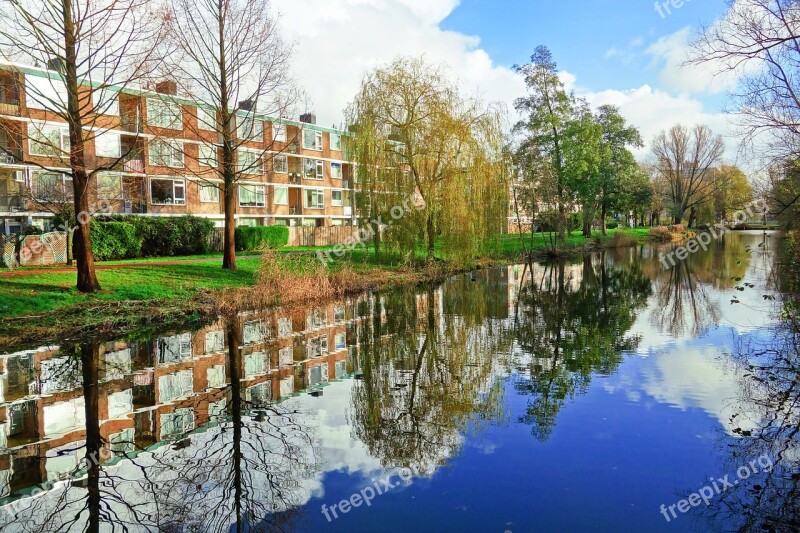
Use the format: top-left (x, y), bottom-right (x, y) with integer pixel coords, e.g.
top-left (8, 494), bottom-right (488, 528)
top-left (276, 0), bottom-right (524, 127)
top-left (277, 1), bottom-right (736, 162)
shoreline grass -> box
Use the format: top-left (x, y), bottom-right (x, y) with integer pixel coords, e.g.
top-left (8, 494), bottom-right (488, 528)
top-left (0, 228), bottom-right (657, 347)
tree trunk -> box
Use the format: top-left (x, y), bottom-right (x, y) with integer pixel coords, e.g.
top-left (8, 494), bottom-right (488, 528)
top-left (81, 343), bottom-right (101, 533)
top-left (426, 211), bottom-right (435, 261)
top-left (66, 227), bottom-right (73, 266)
top-left (223, 182), bottom-right (237, 270)
top-left (600, 203), bottom-right (607, 236)
top-left (688, 207), bottom-right (696, 229)
top-left (63, 0), bottom-right (100, 292)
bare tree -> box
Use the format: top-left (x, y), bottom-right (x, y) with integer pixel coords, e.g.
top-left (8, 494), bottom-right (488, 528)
top-left (161, 0), bottom-right (294, 270)
top-left (650, 124), bottom-right (726, 226)
top-left (0, 0), bottom-right (163, 291)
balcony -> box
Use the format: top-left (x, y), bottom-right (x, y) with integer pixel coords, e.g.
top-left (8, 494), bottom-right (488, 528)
top-left (0, 84), bottom-right (21, 116)
top-left (290, 204), bottom-right (302, 215)
top-left (0, 147), bottom-right (23, 165)
top-left (123, 157), bottom-right (145, 174)
top-left (0, 194), bottom-right (26, 212)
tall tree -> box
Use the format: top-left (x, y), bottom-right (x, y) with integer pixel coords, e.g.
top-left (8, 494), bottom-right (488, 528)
top-left (346, 57), bottom-right (507, 264)
top-left (514, 46), bottom-right (575, 242)
top-left (0, 0), bottom-right (162, 291)
top-left (650, 124), bottom-right (726, 226)
top-left (161, 0), bottom-right (294, 270)
top-left (594, 105), bottom-right (643, 234)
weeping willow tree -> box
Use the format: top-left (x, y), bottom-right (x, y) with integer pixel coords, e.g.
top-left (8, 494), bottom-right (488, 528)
top-left (345, 57), bottom-right (508, 265)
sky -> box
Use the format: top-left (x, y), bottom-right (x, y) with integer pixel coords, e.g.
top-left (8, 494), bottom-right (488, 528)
top-left (276, 0), bottom-right (740, 162)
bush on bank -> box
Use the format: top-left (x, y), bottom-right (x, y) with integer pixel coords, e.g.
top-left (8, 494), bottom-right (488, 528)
top-left (235, 226), bottom-right (289, 251)
top-left (92, 215), bottom-right (215, 259)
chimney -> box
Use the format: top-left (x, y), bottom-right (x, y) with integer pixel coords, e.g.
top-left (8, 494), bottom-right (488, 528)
top-left (155, 80), bottom-right (177, 96)
top-left (238, 99), bottom-right (256, 112)
top-left (300, 113), bottom-right (316, 125)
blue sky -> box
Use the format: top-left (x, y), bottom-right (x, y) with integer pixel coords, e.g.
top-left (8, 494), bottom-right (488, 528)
top-left (281, 0), bottom-right (741, 161)
top-left (442, 0), bottom-right (728, 97)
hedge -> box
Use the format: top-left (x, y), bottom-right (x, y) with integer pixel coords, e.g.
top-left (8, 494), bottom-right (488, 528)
top-left (235, 226), bottom-right (289, 251)
top-left (91, 222), bottom-right (143, 261)
top-left (92, 215), bottom-right (215, 258)
top-left (606, 220), bottom-right (619, 230)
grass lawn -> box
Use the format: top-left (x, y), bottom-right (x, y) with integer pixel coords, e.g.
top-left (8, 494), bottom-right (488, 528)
top-left (0, 228), bottom-right (651, 319)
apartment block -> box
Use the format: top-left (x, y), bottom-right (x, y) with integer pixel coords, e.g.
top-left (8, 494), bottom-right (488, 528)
top-left (0, 62), bottom-right (356, 235)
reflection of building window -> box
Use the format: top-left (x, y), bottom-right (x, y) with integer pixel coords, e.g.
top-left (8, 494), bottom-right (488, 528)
top-left (279, 346), bottom-right (293, 368)
top-left (335, 359), bottom-right (347, 379)
top-left (244, 351), bottom-right (269, 378)
top-left (335, 332), bottom-right (346, 350)
top-left (243, 320), bottom-right (268, 344)
top-left (207, 365), bottom-right (226, 388)
top-left (277, 317), bottom-right (292, 338)
top-left (205, 330), bottom-right (225, 353)
top-left (306, 308), bottom-right (327, 329)
top-left (160, 408), bottom-right (194, 439)
top-left (109, 428), bottom-right (135, 453)
top-left (158, 370), bottom-right (193, 402)
top-left (156, 333), bottom-right (192, 365)
top-left (246, 381), bottom-right (272, 407)
top-left (306, 335), bottom-right (329, 359)
top-left (308, 363), bottom-right (328, 387)
top-left (334, 306), bottom-right (346, 322)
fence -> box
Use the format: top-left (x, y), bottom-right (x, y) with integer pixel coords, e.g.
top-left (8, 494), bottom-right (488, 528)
top-left (287, 226), bottom-right (365, 247)
top-left (207, 227), bottom-right (225, 253)
top-left (1, 232), bottom-right (68, 267)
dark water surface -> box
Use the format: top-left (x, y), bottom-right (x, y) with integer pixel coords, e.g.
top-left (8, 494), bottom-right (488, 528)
top-left (1, 231), bottom-right (796, 532)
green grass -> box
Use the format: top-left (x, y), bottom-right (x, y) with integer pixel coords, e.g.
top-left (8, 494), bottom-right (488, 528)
top-left (0, 228), bottom-right (651, 318)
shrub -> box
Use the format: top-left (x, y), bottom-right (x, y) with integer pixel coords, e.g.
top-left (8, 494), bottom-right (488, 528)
top-left (94, 215), bottom-right (215, 257)
top-left (671, 224), bottom-right (686, 233)
top-left (606, 220), bottom-right (619, 230)
top-left (92, 222), bottom-right (143, 260)
top-left (649, 226), bottom-right (673, 243)
top-left (235, 225), bottom-right (289, 251)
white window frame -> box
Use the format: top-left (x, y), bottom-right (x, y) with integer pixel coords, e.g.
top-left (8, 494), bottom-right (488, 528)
top-left (94, 89), bottom-right (119, 116)
top-left (96, 173), bottom-right (122, 199)
top-left (198, 143), bottom-right (217, 167)
top-left (238, 149), bottom-right (263, 174)
top-left (27, 122), bottom-right (70, 156)
top-left (331, 189), bottom-right (343, 207)
top-left (25, 75), bottom-right (67, 112)
top-left (273, 185), bottom-right (289, 206)
top-left (302, 129), bottom-right (322, 151)
top-left (147, 97), bottom-right (183, 129)
top-left (331, 162), bottom-right (343, 179)
top-left (237, 115), bottom-right (263, 142)
top-left (239, 184), bottom-right (266, 208)
top-left (199, 183), bottom-right (220, 203)
top-left (150, 177), bottom-right (186, 205)
top-left (273, 154), bottom-right (288, 174)
top-left (94, 130), bottom-right (121, 158)
top-left (196, 107), bottom-right (217, 131)
top-left (304, 158), bottom-right (324, 180)
top-left (304, 188), bottom-right (325, 210)
top-left (148, 139), bottom-right (184, 168)
top-left (330, 133), bottom-right (342, 151)
top-left (272, 123), bottom-right (287, 143)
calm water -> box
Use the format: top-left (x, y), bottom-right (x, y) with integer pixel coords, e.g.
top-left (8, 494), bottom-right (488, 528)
top-left (0, 231), bottom-right (795, 532)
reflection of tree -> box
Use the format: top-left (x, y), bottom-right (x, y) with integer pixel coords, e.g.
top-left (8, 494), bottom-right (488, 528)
top-left (349, 281), bottom-right (508, 471)
top-left (140, 319), bottom-right (316, 532)
top-left (511, 253), bottom-right (651, 441)
top-left (694, 238), bottom-right (800, 532)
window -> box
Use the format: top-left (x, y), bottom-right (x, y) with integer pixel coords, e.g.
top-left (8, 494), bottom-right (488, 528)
top-left (150, 178), bottom-right (186, 205)
top-left (303, 159), bottom-right (324, 180)
top-left (147, 97), bottom-right (183, 129)
top-left (279, 346), bottom-right (293, 367)
top-left (96, 173), bottom-right (122, 199)
top-left (148, 139), bottom-right (184, 167)
top-left (33, 172), bottom-right (72, 200)
top-left (94, 130), bottom-right (121, 158)
top-left (243, 320), bottom-right (268, 344)
top-left (304, 188), bottom-right (324, 209)
top-left (205, 330), bottom-right (225, 353)
top-left (237, 115), bottom-right (263, 142)
top-left (199, 183), bottom-right (220, 203)
top-left (272, 123), bottom-right (287, 143)
top-left (26, 75), bottom-right (67, 112)
top-left (244, 352), bottom-right (269, 378)
top-left (302, 129), bottom-right (322, 151)
top-left (277, 317), bottom-right (292, 338)
top-left (335, 332), bottom-right (346, 350)
top-left (207, 365), bottom-right (226, 388)
top-left (238, 149), bottom-right (263, 174)
top-left (197, 107), bottom-right (217, 131)
top-left (330, 133), bottom-right (342, 151)
top-left (198, 144), bottom-right (217, 167)
top-left (331, 190), bottom-right (343, 207)
top-left (95, 89), bottom-right (119, 116)
top-left (273, 185), bottom-right (288, 205)
top-left (239, 185), bottom-right (265, 207)
top-left (28, 123), bottom-right (69, 156)
top-left (331, 162), bottom-right (343, 179)
top-left (273, 155), bottom-right (288, 174)
top-left (334, 306), bottom-right (345, 322)
top-left (306, 335), bottom-right (329, 359)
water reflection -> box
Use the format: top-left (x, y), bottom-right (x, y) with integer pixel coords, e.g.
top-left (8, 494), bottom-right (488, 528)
top-left (0, 231), bottom-right (795, 532)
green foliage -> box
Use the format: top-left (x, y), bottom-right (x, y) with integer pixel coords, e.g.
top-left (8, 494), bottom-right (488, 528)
top-left (606, 220), bottom-right (619, 230)
top-left (95, 215), bottom-right (215, 257)
top-left (91, 222), bottom-right (143, 261)
top-left (235, 226), bottom-right (289, 251)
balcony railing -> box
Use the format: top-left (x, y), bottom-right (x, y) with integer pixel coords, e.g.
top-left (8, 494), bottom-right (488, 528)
top-left (0, 194), bottom-right (26, 212)
top-left (0, 147), bottom-right (23, 164)
top-left (123, 158), bottom-right (145, 174)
